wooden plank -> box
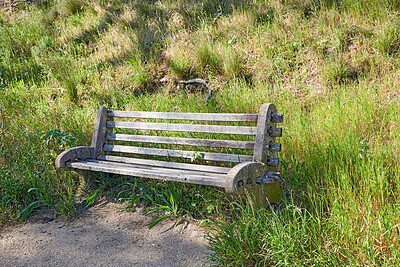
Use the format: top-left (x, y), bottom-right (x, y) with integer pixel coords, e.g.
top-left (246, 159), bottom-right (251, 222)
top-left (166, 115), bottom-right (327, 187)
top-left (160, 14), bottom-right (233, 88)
top-left (86, 159), bottom-right (227, 179)
top-left (106, 133), bottom-right (255, 150)
top-left (67, 161), bottom-right (226, 187)
top-left (267, 157), bottom-right (279, 166)
top-left (269, 142), bottom-right (282, 152)
top-left (225, 162), bottom-right (281, 206)
top-left (107, 121), bottom-right (257, 135)
top-left (97, 155), bottom-right (232, 174)
top-left (90, 106), bottom-right (108, 158)
top-left (55, 146), bottom-right (94, 169)
top-left (107, 110), bottom-right (258, 122)
top-left (269, 127), bottom-right (282, 137)
top-left (271, 113), bottom-right (284, 123)
top-left (103, 145), bottom-right (253, 163)
top-left (253, 104), bottom-right (276, 163)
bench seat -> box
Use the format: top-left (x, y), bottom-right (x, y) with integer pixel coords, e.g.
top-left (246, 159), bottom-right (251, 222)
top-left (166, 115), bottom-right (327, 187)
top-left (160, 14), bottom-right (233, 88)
top-left (67, 158), bottom-right (229, 187)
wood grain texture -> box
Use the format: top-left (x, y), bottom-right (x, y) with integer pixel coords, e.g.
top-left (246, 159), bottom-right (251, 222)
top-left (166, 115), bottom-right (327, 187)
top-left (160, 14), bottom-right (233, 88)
top-left (86, 159), bottom-right (227, 179)
top-left (67, 160), bottom-right (226, 187)
top-left (97, 155), bottom-right (232, 174)
top-left (107, 121), bottom-right (257, 135)
top-left (271, 113), bottom-right (284, 123)
top-left (253, 103), bottom-right (276, 163)
top-left (269, 127), bottom-right (282, 137)
top-left (106, 133), bottom-right (255, 150)
top-left (269, 142), bottom-right (282, 152)
top-left (224, 162), bottom-right (280, 206)
top-left (107, 110), bottom-right (258, 122)
top-left (103, 144), bottom-right (253, 163)
top-left (90, 106), bottom-right (108, 158)
top-left (55, 146), bottom-right (94, 169)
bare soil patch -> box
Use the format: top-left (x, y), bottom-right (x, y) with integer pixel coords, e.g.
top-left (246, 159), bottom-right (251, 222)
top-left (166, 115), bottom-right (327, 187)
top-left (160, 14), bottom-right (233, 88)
top-left (0, 200), bottom-right (210, 267)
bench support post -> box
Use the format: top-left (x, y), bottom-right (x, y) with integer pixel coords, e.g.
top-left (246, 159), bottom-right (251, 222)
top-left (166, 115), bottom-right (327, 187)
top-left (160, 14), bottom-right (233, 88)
top-left (240, 103), bottom-right (282, 206)
top-left (74, 170), bottom-right (97, 202)
top-left (90, 106), bottom-right (109, 159)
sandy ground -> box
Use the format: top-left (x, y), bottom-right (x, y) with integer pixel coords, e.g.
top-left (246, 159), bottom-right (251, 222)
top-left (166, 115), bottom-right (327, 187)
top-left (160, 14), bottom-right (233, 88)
top-left (0, 200), bottom-right (211, 267)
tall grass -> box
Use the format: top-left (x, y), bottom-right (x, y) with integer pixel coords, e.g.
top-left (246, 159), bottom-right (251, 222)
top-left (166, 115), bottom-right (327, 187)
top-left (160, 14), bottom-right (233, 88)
top-left (1, 0), bottom-right (400, 264)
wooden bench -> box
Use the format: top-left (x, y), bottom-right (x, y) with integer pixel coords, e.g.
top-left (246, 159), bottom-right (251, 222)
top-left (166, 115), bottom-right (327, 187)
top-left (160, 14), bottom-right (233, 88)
top-left (55, 103), bottom-right (283, 206)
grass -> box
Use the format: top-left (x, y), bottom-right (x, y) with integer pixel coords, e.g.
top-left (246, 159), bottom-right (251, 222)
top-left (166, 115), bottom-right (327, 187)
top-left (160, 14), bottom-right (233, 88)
top-left (1, 0), bottom-right (400, 265)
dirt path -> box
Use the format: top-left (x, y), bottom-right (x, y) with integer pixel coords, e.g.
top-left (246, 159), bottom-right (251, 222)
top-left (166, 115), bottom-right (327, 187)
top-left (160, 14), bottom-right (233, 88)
top-left (0, 200), bottom-right (211, 267)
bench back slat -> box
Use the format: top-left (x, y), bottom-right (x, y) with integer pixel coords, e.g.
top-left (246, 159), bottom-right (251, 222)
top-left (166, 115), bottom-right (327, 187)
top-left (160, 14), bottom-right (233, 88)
top-left (107, 110), bottom-right (258, 122)
top-left (103, 144), bottom-right (253, 163)
top-left (106, 133), bottom-right (255, 150)
top-left (106, 121), bottom-right (257, 135)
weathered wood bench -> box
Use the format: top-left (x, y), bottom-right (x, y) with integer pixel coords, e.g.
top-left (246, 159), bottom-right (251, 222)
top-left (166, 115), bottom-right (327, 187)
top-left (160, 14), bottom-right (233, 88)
top-left (55, 103), bottom-right (283, 206)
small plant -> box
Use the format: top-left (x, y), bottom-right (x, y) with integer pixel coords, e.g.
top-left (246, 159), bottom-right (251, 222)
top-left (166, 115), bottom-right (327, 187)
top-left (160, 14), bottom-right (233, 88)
top-left (376, 17), bottom-right (400, 56)
top-left (323, 58), bottom-right (349, 85)
top-left (42, 129), bottom-right (77, 150)
top-left (189, 151), bottom-right (204, 162)
top-left (19, 200), bottom-right (41, 222)
top-left (125, 56), bottom-right (151, 89)
top-left (147, 186), bottom-right (182, 229)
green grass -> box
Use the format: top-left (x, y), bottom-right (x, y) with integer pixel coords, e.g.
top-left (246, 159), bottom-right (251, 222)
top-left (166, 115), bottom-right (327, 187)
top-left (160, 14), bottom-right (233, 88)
top-left (1, 0), bottom-right (400, 265)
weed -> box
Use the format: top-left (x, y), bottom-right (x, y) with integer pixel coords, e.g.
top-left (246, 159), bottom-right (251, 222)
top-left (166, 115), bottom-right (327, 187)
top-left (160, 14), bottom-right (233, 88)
top-left (189, 151), bottom-right (204, 162)
top-left (19, 200), bottom-right (41, 222)
top-left (42, 129), bottom-right (77, 150)
top-left (147, 187), bottom-right (182, 229)
top-left (322, 58), bottom-right (349, 85)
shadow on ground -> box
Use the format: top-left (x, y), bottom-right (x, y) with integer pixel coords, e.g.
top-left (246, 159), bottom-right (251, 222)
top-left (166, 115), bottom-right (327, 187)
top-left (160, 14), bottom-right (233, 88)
top-left (0, 200), bottom-right (210, 267)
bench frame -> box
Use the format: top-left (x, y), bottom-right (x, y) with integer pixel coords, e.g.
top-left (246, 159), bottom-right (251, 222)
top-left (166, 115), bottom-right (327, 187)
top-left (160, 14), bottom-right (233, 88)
top-left (56, 104), bottom-right (283, 206)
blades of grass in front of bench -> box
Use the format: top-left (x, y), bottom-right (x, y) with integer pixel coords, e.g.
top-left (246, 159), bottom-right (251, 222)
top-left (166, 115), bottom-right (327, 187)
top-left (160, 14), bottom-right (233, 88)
top-left (103, 145), bottom-right (253, 163)
top-left (106, 134), bottom-right (255, 150)
top-left (107, 121), bottom-right (257, 135)
top-left (107, 110), bottom-right (258, 122)
top-left (97, 155), bottom-right (232, 174)
top-left (67, 161), bottom-right (226, 187)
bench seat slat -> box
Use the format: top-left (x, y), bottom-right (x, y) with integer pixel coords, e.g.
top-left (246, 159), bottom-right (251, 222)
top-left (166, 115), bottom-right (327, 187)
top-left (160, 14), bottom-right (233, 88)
top-left (103, 144), bottom-right (253, 163)
top-left (97, 155), bottom-right (232, 174)
top-left (86, 160), bottom-right (227, 179)
top-left (106, 133), bottom-right (255, 150)
top-left (107, 110), bottom-right (258, 122)
top-left (107, 121), bottom-right (257, 135)
top-left (67, 161), bottom-right (226, 187)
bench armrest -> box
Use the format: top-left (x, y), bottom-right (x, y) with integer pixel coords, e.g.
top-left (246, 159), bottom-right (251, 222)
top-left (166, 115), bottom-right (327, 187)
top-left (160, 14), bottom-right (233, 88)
top-left (224, 162), bottom-right (267, 193)
top-left (55, 146), bottom-right (94, 169)
top-left (225, 162), bottom-right (280, 205)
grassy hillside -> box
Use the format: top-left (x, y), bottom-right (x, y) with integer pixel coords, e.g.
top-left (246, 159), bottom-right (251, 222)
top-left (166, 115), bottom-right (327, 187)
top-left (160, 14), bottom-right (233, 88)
top-left (1, 0), bottom-right (400, 265)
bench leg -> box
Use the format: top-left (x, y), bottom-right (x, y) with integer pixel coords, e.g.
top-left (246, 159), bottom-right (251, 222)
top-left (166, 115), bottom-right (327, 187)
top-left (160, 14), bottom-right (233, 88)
top-left (250, 181), bottom-right (280, 207)
top-left (225, 162), bottom-right (281, 207)
top-left (75, 170), bottom-right (97, 202)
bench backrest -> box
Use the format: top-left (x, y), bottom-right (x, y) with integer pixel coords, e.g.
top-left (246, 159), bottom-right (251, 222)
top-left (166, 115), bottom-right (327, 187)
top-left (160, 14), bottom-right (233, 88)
top-left (90, 104), bottom-right (282, 166)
